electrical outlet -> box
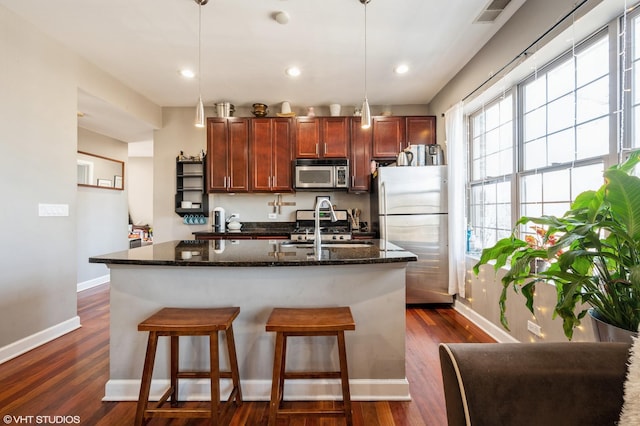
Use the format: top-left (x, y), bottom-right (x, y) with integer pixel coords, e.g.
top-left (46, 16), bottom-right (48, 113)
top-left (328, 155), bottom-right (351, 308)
top-left (268, 213), bottom-right (277, 219)
top-left (527, 320), bottom-right (542, 337)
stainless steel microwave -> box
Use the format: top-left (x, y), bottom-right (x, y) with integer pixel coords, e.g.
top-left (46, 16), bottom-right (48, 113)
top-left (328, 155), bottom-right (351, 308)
top-left (293, 159), bottom-right (349, 190)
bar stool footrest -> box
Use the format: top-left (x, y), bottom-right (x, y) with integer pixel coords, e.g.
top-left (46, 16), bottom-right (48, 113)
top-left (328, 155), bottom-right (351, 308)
top-left (284, 371), bottom-right (342, 380)
top-left (145, 407), bottom-right (212, 418)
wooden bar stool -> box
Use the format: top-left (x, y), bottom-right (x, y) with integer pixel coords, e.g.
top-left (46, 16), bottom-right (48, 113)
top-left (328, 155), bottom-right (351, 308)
top-left (265, 307), bottom-right (356, 426)
top-left (134, 307), bottom-right (242, 426)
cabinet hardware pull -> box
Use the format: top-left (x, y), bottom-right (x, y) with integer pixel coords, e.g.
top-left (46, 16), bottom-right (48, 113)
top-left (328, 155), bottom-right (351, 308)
top-left (268, 176), bottom-right (271, 187)
top-left (324, 143), bottom-right (327, 154)
top-left (223, 176), bottom-right (226, 188)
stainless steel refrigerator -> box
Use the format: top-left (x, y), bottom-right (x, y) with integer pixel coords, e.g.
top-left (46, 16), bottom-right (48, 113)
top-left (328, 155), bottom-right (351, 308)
top-left (370, 166), bottom-right (451, 304)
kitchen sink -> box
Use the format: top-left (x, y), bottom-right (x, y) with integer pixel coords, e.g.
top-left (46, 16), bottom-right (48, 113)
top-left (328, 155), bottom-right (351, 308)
top-left (280, 241), bottom-right (375, 249)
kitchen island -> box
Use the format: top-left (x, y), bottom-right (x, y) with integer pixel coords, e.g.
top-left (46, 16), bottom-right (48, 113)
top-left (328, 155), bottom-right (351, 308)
top-left (89, 239), bottom-right (417, 402)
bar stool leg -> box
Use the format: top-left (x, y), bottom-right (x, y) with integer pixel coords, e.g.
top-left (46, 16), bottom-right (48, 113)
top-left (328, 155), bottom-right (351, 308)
top-left (225, 325), bottom-right (243, 404)
top-left (209, 332), bottom-right (220, 425)
top-left (337, 331), bottom-right (353, 426)
top-left (135, 331), bottom-right (158, 426)
top-left (268, 332), bottom-right (286, 426)
top-left (170, 335), bottom-right (179, 406)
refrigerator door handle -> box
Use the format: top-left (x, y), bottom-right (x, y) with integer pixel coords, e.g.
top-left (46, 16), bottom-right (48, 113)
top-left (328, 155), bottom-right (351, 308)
top-left (381, 181), bottom-right (387, 252)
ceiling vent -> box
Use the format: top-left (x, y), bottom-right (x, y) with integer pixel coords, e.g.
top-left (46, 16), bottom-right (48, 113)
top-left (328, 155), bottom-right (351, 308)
top-left (474, 0), bottom-right (512, 23)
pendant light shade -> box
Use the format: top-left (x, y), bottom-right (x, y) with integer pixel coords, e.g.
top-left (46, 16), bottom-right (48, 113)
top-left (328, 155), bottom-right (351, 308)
top-left (194, 0), bottom-right (207, 128)
top-left (360, 0), bottom-right (371, 129)
top-left (195, 95), bottom-right (205, 128)
top-left (361, 98), bottom-right (371, 129)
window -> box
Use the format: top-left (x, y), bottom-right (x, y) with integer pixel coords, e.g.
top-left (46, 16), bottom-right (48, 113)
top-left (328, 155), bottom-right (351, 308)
top-left (518, 32), bottom-right (609, 241)
top-left (468, 29), bottom-right (613, 251)
top-left (468, 94), bottom-right (514, 249)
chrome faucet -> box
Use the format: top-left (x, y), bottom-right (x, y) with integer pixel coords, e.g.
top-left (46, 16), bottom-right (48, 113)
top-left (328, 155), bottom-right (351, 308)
top-left (314, 197), bottom-right (337, 252)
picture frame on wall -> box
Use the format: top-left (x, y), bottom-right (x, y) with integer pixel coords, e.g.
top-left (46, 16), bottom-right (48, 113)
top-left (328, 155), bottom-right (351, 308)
top-left (114, 175), bottom-right (122, 189)
top-left (97, 179), bottom-right (112, 187)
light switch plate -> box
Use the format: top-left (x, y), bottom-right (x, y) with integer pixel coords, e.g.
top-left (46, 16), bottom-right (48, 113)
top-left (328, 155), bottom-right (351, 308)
top-left (39, 203), bottom-right (69, 217)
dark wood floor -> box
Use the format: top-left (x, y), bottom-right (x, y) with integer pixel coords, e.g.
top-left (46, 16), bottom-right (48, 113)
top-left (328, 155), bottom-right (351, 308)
top-left (0, 284), bottom-right (494, 425)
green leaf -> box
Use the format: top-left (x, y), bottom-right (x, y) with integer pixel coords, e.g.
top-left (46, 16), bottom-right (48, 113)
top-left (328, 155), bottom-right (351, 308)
top-left (604, 169), bottom-right (640, 241)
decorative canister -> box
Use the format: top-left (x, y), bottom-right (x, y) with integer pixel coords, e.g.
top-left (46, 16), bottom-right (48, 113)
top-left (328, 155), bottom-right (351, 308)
top-left (252, 103), bottom-right (268, 117)
top-left (329, 104), bottom-right (341, 116)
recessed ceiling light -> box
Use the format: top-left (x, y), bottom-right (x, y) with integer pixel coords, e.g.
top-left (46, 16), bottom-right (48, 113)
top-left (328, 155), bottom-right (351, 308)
top-left (285, 67), bottom-right (301, 77)
top-left (394, 64), bottom-right (409, 75)
top-left (179, 69), bottom-right (195, 79)
top-left (274, 11), bottom-right (290, 25)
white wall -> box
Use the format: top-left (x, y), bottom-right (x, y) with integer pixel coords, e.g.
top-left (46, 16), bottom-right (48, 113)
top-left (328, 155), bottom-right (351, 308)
top-left (0, 4), bottom-right (160, 360)
top-left (76, 128), bottom-right (129, 286)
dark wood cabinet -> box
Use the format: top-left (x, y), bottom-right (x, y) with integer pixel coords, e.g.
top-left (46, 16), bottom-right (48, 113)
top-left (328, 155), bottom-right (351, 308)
top-left (250, 118), bottom-right (293, 192)
top-left (406, 116), bottom-right (436, 146)
top-left (372, 116), bottom-right (405, 159)
top-left (294, 117), bottom-right (349, 159)
top-left (349, 118), bottom-right (372, 193)
top-left (372, 116), bottom-right (437, 160)
top-left (207, 117), bottom-right (250, 193)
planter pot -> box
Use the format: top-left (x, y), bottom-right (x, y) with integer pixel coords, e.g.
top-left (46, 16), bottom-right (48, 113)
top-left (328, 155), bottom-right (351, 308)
top-left (588, 308), bottom-right (637, 343)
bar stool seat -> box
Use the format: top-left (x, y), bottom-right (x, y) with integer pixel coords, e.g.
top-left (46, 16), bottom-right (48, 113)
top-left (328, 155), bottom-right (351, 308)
top-left (134, 307), bottom-right (242, 426)
top-left (266, 306), bottom-right (356, 426)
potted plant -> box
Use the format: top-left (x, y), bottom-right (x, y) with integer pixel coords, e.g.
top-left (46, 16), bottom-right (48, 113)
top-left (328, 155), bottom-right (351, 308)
top-left (473, 150), bottom-right (640, 340)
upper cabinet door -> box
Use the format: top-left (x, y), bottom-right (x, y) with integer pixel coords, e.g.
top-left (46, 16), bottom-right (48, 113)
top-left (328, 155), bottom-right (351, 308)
top-left (372, 116), bottom-right (405, 159)
top-left (207, 118), bottom-right (249, 193)
top-left (350, 117), bottom-right (372, 193)
top-left (207, 118), bottom-right (230, 192)
top-left (227, 119), bottom-right (250, 192)
top-left (321, 117), bottom-right (349, 158)
top-left (294, 117), bottom-right (349, 159)
top-left (295, 118), bottom-right (321, 158)
top-left (406, 116), bottom-right (436, 146)
top-left (250, 118), bottom-right (273, 191)
top-left (271, 118), bottom-right (293, 191)
top-left (250, 118), bottom-right (293, 192)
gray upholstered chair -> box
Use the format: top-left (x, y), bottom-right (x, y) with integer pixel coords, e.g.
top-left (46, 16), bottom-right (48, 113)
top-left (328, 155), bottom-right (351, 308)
top-left (439, 342), bottom-right (631, 426)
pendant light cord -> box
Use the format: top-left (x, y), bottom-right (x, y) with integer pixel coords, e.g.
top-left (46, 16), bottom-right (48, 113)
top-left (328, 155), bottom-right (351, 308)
top-left (364, 1), bottom-right (368, 99)
top-left (198, 2), bottom-right (202, 100)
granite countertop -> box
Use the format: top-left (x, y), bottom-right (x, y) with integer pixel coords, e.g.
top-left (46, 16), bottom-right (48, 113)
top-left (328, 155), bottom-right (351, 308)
top-left (89, 239), bottom-right (417, 267)
top-left (192, 221), bottom-right (376, 239)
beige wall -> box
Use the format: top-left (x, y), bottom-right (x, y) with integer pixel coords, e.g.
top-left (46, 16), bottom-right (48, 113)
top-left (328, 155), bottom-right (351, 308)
top-left (0, 4), bottom-right (159, 359)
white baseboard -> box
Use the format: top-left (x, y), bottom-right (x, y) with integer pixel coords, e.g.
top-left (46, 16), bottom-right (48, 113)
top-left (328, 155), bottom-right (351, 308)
top-left (103, 378), bottom-right (411, 402)
top-left (453, 300), bottom-right (519, 343)
top-left (77, 274), bottom-right (110, 292)
top-left (0, 316), bottom-right (81, 365)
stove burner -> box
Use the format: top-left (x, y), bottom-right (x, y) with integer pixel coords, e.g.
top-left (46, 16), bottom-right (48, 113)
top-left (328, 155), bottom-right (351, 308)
top-left (290, 209), bottom-right (353, 241)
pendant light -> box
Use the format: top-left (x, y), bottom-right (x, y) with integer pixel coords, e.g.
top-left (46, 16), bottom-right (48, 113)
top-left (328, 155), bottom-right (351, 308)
top-left (194, 0), bottom-right (208, 128)
top-left (360, 0), bottom-right (371, 129)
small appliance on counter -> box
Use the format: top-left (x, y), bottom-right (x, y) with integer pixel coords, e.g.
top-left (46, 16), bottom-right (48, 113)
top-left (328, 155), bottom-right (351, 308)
top-left (427, 144), bottom-right (445, 165)
top-left (213, 207), bottom-right (225, 232)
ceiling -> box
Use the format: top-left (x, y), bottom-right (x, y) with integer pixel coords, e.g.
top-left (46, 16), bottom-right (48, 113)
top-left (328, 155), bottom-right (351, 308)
top-left (1, 0), bottom-right (525, 142)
